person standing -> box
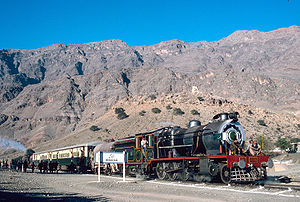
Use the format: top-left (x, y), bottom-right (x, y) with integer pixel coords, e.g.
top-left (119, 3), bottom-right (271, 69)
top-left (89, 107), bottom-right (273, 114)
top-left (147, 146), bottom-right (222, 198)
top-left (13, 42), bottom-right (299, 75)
top-left (23, 160), bottom-right (28, 172)
top-left (17, 160), bottom-right (22, 172)
top-left (43, 161), bottom-right (48, 173)
top-left (31, 161), bottom-right (35, 173)
top-left (49, 160), bottom-right (53, 173)
top-left (141, 137), bottom-right (148, 161)
top-left (69, 160), bottom-right (75, 173)
top-left (54, 161), bottom-right (59, 173)
top-left (38, 161), bottom-right (43, 173)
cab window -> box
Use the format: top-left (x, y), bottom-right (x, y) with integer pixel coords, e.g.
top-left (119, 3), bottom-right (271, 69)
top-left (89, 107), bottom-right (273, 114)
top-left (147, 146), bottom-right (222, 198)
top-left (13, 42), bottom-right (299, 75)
top-left (136, 137), bottom-right (141, 148)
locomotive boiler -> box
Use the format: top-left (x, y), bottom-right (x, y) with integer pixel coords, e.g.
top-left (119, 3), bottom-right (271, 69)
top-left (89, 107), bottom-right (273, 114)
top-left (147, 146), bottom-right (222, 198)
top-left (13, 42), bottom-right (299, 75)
top-left (157, 112), bottom-right (245, 158)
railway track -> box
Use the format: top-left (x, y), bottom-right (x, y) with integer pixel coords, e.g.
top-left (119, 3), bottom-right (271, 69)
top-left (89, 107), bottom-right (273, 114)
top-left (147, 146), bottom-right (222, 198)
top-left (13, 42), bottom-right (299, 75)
top-left (179, 175), bottom-right (300, 192)
top-left (258, 176), bottom-right (300, 191)
top-left (124, 172), bottom-right (300, 192)
top-left (262, 183), bottom-right (300, 191)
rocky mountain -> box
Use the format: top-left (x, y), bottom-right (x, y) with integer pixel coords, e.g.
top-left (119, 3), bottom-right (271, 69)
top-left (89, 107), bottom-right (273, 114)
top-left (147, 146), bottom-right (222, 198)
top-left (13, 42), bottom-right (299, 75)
top-left (0, 26), bottom-right (300, 153)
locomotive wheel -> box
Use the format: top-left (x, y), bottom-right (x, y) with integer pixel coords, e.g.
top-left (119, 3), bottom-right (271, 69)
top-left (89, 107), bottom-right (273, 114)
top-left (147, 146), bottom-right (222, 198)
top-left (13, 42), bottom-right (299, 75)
top-left (262, 167), bottom-right (267, 180)
top-left (156, 163), bottom-right (168, 180)
top-left (180, 168), bottom-right (190, 181)
top-left (220, 164), bottom-right (231, 184)
top-left (167, 162), bottom-right (181, 181)
top-left (208, 163), bottom-right (219, 177)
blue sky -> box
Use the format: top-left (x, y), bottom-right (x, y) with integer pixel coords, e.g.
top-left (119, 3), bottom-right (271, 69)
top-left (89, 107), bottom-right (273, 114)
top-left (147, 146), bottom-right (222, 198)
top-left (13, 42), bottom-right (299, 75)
top-left (0, 0), bottom-right (299, 49)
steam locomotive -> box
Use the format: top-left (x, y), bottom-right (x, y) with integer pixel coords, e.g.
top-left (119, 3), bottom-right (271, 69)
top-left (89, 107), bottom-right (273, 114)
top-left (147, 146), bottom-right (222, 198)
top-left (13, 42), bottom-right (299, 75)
top-left (98, 112), bottom-right (273, 183)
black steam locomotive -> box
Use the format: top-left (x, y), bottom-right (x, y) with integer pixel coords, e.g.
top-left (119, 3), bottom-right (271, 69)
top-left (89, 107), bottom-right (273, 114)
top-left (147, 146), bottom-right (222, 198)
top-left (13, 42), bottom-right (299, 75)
top-left (99, 112), bottom-right (273, 183)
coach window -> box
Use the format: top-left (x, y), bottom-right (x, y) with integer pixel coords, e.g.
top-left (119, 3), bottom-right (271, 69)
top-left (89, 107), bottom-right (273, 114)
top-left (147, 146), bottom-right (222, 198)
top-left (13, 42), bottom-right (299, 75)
top-left (136, 137), bottom-right (141, 148)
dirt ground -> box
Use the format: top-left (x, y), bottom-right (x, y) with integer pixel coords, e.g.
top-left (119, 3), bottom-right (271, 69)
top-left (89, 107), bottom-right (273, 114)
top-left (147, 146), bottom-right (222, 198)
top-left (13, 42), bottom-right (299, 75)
top-left (268, 153), bottom-right (300, 181)
top-left (0, 167), bottom-right (300, 202)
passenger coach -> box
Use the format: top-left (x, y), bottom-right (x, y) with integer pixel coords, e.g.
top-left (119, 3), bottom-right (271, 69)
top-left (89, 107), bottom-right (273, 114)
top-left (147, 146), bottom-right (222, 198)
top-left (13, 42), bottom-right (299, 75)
top-left (32, 142), bottom-right (100, 172)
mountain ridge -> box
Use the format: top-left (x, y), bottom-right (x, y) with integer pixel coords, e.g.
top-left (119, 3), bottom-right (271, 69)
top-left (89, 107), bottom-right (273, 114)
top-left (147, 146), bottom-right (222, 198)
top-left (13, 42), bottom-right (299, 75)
top-left (0, 26), bottom-right (299, 153)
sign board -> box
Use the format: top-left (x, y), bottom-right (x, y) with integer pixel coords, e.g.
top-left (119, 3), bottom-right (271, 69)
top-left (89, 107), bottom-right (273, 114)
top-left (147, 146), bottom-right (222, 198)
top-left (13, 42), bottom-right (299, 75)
top-left (102, 152), bottom-right (127, 163)
top-left (94, 151), bottom-right (127, 182)
top-left (94, 152), bottom-right (128, 163)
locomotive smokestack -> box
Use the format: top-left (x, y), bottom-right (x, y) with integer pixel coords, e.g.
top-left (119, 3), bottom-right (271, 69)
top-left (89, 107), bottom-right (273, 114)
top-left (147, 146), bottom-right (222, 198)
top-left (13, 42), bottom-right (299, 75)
top-left (220, 113), bottom-right (229, 121)
top-left (189, 120), bottom-right (201, 128)
top-left (212, 113), bottom-right (229, 121)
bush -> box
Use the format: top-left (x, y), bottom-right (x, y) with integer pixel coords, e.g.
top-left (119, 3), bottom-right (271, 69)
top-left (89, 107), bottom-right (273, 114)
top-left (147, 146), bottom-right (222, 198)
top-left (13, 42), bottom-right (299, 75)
top-left (152, 108), bottom-right (161, 114)
top-left (257, 120), bottom-right (267, 127)
top-left (256, 135), bottom-right (274, 153)
top-left (115, 107), bottom-right (129, 120)
top-left (191, 109), bottom-right (200, 115)
top-left (90, 125), bottom-right (101, 131)
top-left (290, 138), bottom-right (300, 143)
top-left (117, 112), bottom-right (129, 120)
top-left (149, 94), bottom-right (157, 100)
top-left (166, 105), bottom-right (172, 110)
top-left (275, 137), bottom-right (292, 151)
top-left (197, 96), bottom-right (205, 102)
top-left (115, 108), bottom-right (125, 114)
top-left (139, 110), bottom-right (146, 116)
top-left (173, 108), bottom-right (184, 115)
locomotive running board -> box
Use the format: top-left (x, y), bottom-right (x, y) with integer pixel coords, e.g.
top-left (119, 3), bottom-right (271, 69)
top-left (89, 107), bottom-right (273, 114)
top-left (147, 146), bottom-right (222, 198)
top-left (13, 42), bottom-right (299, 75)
top-left (159, 144), bottom-right (193, 149)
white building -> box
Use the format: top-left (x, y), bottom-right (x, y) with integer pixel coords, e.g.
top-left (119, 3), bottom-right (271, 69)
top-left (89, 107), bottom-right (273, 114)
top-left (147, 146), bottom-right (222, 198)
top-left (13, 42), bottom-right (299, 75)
top-left (291, 142), bottom-right (300, 153)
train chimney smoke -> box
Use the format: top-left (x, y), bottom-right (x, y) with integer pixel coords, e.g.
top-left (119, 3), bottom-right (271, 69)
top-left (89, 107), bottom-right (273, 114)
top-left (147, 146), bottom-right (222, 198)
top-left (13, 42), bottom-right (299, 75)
top-left (0, 137), bottom-right (26, 152)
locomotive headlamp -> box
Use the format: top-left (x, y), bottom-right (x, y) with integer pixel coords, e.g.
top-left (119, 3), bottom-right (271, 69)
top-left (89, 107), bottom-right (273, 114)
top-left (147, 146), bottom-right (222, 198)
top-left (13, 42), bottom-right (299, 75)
top-left (226, 128), bottom-right (241, 142)
top-left (229, 131), bottom-right (237, 141)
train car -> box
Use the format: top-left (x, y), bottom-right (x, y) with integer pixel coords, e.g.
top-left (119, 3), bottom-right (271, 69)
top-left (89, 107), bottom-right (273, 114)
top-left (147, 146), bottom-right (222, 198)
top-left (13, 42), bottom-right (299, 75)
top-left (32, 142), bottom-right (100, 172)
top-left (109, 112), bottom-right (273, 183)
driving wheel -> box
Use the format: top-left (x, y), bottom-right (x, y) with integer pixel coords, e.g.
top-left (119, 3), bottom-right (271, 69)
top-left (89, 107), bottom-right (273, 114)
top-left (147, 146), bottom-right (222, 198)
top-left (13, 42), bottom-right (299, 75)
top-left (156, 163), bottom-right (168, 180)
top-left (220, 164), bottom-right (231, 184)
top-left (167, 162), bottom-right (181, 181)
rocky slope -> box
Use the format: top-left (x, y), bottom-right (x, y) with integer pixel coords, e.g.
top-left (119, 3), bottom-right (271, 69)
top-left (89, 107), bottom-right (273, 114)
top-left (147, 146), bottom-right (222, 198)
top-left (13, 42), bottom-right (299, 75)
top-left (0, 26), bottom-right (299, 153)
top-left (31, 93), bottom-right (300, 153)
